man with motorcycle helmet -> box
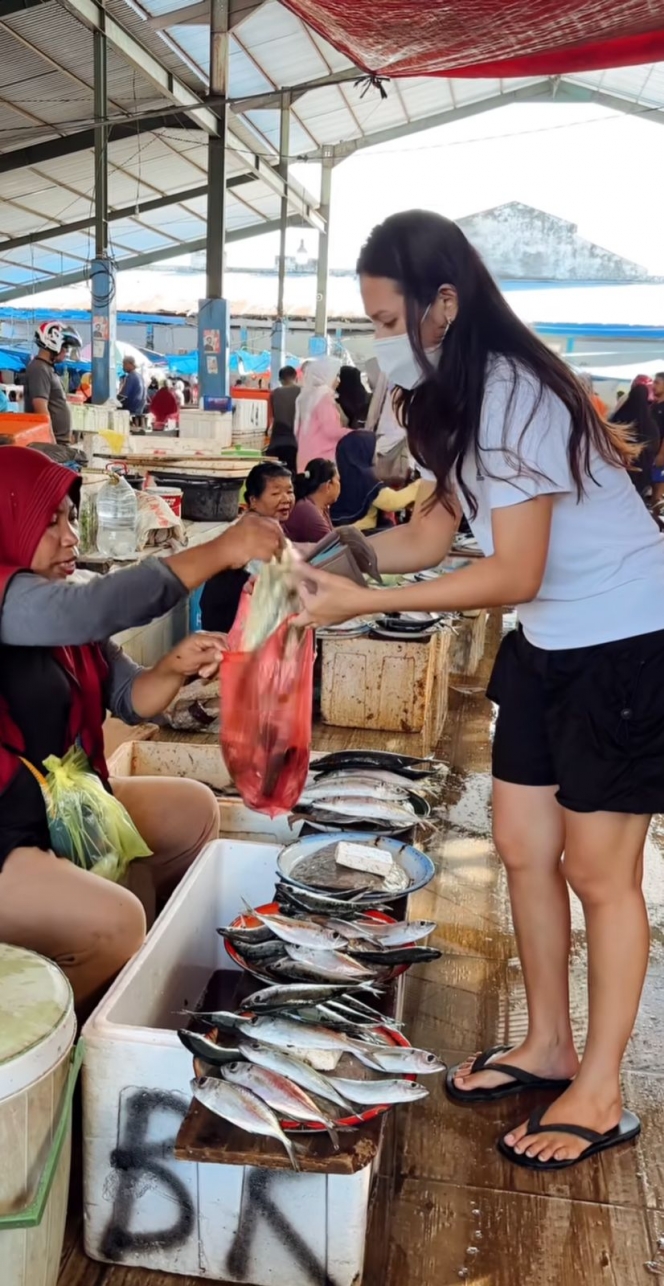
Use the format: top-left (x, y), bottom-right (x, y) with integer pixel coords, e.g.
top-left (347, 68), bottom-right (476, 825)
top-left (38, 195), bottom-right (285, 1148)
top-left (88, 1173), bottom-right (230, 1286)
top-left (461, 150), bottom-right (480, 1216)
top-left (24, 322), bottom-right (83, 445)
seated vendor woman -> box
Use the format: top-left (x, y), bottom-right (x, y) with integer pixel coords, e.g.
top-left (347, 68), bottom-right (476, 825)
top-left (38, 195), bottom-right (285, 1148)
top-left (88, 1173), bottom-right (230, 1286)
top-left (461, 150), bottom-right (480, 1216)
top-left (0, 447), bottom-right (283, 1012)
top-left (200, 461), bottom-right (295, 633)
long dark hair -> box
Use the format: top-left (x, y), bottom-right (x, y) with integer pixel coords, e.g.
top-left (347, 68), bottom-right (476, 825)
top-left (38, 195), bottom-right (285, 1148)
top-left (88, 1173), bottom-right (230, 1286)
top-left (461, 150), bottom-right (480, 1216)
top-left (610, 383), bottom-right (655, 441)
top-left (294, 457), bottom-right (337, 502)
top-left (337, 366), bottom-right (370, 428)
top-left (357, 210), bottom-right (633, 515)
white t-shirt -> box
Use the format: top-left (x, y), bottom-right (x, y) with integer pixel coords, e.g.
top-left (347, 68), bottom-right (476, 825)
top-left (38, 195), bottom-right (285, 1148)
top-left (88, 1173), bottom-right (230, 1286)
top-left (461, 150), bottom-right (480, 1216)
top-left (422, 358), bottom-right (664, 650)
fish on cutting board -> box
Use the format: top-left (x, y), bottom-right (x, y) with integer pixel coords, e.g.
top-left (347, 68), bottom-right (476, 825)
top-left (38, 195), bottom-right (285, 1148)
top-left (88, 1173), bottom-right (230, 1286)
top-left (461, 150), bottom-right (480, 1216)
top-left (191, 1076), bottom-right (301, 1169)
top-left (222, 1062), bottom-right (341, 1147)
top-left (238, 1041), bottom-right (353, 1109)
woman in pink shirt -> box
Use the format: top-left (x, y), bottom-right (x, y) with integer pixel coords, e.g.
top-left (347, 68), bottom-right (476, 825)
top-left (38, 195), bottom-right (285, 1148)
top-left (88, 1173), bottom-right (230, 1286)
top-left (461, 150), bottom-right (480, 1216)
top-left (294, 357), bottom-right (348, 472)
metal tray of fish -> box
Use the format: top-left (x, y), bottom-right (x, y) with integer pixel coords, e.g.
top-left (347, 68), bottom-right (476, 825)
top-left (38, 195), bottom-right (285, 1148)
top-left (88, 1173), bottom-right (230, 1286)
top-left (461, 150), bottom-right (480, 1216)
top-left (277, 832), bottom-right (435, 902)
top-left (222, 904), bottom-right (412, 985)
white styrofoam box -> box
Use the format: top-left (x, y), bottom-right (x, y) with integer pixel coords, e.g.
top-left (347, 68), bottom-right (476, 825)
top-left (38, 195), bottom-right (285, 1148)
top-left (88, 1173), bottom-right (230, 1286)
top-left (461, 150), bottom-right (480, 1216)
top-left (232, 397), bottom-right (268, 438)
top-left (71, 405), bottom-right (131, 436)
top-left (82, 840), bottom-right (375, 1285)
top-left (107, 739), bottom-right (303, 844)
top-left (179, 408), bottom-right (233, 446)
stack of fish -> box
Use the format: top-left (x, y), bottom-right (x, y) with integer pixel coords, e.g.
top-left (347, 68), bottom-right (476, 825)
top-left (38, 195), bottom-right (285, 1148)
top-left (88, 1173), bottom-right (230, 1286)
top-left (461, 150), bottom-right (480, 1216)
top-left (290, 750), bottom-right (447, 835)
top-left (180, 983), bottom-right (445, 1169)
top-left (218, 895), bottom-right (441, 986)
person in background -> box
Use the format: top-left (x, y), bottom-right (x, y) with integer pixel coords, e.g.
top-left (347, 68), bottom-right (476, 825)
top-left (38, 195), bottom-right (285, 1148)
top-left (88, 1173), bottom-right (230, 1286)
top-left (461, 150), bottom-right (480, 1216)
top-left (579, 372), bottom-right (608, 419)
top-left (118, 357), bottom-right (147, 423)
top-left (332, 430), bottom-right (421, 531)
top-left (80, 373), bottom-right (92, 403)
top-left (148, 381), bottom-right (180, 430)
top-left (284, 458), bottom-right (339, 543)
top-left (336, 365), bottom-right (370, 428)
top-left (24, 321), bottom-right (82, 446)
top-left (0, 447), bottom-right (283, 1012)
top-left (267, 364), bottom-right (300, 473)
top-left (294, 357), bottom-right (347, 471)
top-left (173, 380), bottom-right (186, 409)
top-left (200, 463), bottom-right (295, 634)
top-left (650, 372), bottom-right (664, 505)
top-left (610, 382), bottom-right (659, 499)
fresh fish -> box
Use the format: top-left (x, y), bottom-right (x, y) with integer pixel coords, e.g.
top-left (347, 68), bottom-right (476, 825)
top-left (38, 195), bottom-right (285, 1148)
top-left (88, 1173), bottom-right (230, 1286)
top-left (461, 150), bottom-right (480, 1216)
top-left (347, 946), bottom-right (443, 966)
top-left (307, 1006), bottom-right (394, 1042)
top-left (222, 1062), bottom-right (341, 1148)
top-left (354, 919), bottom-right (437, 947)
top-left (181, 1010), bottom-right (247, 1030)
top-left (191, 1076), bottom-right (300, 1169)
top-left (300, 781), bottom-right (412, 805)
top-left (235, 1015), bottom-right (385, 1067)
top-left (285, 945), bottom-right (378, 980)
top-left (326, 919), bottom-right (382, 943)
top-left (326, 994), bottom-right (391, 1022)
top-left (242, 982), bottom-right (352, 1012)
top-left (312, 751), bottom-right (445, 780)
top-left (178, 1030), bottom-right (244, 1064)
top-left (329, 1076), bottom-right (430, 1105)
top-left (359, 1047), bottom-right (446, 1075)
top-left (238, 1040), bottom-right (353, 1110)
top-left (296, 797), bottom-right (416, 826)
top-left (313, 769), bottom-right (433, 793)
top-left (217, 924), bottom-right (274, 945)
top-left (234, 941), bottom-right (287, 964)
top-left (242, 903), bottom-right (346, 951)
top-left (274, 883), bottom-right (375, 918)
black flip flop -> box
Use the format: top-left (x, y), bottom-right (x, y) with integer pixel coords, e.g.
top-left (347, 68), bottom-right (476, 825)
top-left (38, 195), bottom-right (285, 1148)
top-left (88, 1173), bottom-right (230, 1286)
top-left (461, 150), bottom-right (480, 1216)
top-left (445, 1045), bottom-right (573, 1105)
top-left (498, 1104), bottom-right (641, 1170)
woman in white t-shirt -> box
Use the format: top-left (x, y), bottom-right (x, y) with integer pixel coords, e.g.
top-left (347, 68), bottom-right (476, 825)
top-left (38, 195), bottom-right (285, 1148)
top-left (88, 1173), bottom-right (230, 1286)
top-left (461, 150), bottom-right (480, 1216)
top-left (294, 210), bottom-right (664, 1172)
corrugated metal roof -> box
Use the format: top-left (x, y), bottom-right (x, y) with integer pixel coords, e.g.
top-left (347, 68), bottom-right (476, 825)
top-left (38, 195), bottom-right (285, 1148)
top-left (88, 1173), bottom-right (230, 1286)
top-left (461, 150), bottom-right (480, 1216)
top-left (2, 0), bottom-right (664, 301)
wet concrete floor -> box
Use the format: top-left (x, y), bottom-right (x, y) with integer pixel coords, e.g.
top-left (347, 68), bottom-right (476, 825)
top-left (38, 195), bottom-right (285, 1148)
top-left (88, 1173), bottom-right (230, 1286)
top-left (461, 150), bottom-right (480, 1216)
top-left (364, 621), bottom-right (664, 1286)
top-left (59, 614), bottom-right (664, 1285)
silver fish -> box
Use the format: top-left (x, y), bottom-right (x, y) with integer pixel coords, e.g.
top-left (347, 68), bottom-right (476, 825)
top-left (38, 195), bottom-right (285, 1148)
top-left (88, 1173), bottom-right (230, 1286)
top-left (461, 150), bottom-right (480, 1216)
top-left (354, 919), bottom-right (437, 947)
top-left (300, 781), bottom-right (412, 805)
top-left (285, 945), bottom-right (378, 980)
top-left (242, 982), bottom-right (351, 1012)
top-left (191, 1076), bottom-right (300, 1169)
top-left (326, 919), bottom-right (381, 944)
top-left (298, 797), bottom-right (417, 825)
top-left (243, 903), bottom-right (346, 951)
top-left (274, 883), bottom-right (372, 917)
top-left (178, 1030), bottom-right (243, 1064)
top-left (313, 769), bottom-right (433, 792)
top-left (236, 1016), bottom-right (384, 1067)
top-left (238, 1040), bottom-right (353, 1110)
top-left (329, 1076), bottom-right (430, 1105)
top-left (359, 1047), bottom-right (446, 1075)
top-left (222, 1062), bottom-right (340, 1147)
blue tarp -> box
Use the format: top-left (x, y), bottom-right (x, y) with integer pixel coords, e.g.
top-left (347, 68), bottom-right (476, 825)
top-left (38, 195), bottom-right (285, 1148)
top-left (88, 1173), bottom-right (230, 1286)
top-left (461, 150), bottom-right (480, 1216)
top-left (167, 348), bottom-right (302, 377)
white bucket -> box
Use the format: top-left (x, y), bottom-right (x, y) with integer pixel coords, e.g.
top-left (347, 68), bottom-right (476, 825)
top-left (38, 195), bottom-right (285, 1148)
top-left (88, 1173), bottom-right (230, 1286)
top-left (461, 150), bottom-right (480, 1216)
top-left (0, 945), bottom-right (79, 1286)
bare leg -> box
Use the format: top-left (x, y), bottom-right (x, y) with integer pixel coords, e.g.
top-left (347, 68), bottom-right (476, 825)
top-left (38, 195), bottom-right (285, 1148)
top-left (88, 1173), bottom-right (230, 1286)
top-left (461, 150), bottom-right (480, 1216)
top-left (505, 809), bottom-right (649, 1163)
top-left (454, 780), bottom-right (579, 1092)
top-left (112, 776), bottom-right (219, 926)
top-left (0, 846), bottom-right (146, 1013)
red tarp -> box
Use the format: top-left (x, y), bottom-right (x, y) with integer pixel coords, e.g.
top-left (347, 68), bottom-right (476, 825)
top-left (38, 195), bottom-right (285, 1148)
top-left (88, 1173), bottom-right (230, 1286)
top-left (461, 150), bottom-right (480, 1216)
top-left (283, 1), bottom-right (664, 77)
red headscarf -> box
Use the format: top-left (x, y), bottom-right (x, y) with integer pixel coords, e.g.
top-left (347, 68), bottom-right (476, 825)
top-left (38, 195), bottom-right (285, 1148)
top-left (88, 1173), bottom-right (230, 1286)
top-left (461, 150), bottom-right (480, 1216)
top-left (0, 447), bottom-right (109, 791)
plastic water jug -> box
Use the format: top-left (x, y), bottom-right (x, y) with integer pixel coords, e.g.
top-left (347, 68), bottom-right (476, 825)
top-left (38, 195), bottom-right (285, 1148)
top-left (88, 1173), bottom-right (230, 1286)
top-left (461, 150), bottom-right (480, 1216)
top-left (95, 474), bottom-right (138, 558)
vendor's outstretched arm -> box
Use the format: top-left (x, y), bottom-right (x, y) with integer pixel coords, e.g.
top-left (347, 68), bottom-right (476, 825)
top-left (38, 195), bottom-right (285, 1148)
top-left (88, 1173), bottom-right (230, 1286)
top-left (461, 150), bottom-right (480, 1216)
top-left (0, 514), bottom-right (282, 647)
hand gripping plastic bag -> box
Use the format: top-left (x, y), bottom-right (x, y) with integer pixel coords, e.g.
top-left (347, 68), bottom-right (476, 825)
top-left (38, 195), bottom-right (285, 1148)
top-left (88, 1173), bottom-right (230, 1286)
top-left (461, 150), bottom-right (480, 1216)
top-left (35, 746), bottom-right (152, 881)
top-left (220, 584), bottom-right (314, 817)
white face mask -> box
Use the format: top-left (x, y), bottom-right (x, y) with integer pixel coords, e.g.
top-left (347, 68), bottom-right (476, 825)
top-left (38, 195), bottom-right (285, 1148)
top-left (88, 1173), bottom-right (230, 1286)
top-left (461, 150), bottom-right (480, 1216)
top-left (373, 334), bottom-right (442, 389)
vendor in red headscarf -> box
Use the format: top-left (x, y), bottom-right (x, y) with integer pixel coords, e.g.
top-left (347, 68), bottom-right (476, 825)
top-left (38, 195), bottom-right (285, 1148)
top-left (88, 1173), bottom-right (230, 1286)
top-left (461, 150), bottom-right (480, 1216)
top-left (0, 448), bottom-right (283, 1010)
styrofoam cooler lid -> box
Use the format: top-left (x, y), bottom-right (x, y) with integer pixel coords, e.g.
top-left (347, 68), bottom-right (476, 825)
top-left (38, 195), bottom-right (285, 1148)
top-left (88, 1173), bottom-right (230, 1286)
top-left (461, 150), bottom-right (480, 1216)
top-left (0, 945), bottom-right (75, 1101)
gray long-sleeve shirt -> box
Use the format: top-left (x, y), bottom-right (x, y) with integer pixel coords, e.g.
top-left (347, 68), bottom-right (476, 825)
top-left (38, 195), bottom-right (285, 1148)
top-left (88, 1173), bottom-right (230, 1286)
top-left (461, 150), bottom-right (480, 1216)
top-left (0, 558), bottom-right (187, 723)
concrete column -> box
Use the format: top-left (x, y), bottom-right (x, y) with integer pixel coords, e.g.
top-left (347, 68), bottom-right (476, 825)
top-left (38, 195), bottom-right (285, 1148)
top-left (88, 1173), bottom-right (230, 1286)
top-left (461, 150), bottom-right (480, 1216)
top-left (91, 24), bottom-right (116, 405)
top-left (198, 0), bottom-right (230, 406)
top-left (271, 92), bottom-right (291, 387)
top-left (311, 156), bottom-right (333, 356)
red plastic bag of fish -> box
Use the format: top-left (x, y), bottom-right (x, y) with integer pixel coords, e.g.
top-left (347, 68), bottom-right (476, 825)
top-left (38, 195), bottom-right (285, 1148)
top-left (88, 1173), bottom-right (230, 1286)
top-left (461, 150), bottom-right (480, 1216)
top-left (220, 607), bottom-right (314, 817)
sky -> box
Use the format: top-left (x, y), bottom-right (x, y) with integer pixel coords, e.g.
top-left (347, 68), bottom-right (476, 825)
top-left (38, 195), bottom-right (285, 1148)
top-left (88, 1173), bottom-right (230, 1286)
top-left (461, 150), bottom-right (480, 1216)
top-left (225, 100), bottom-right (664, 276)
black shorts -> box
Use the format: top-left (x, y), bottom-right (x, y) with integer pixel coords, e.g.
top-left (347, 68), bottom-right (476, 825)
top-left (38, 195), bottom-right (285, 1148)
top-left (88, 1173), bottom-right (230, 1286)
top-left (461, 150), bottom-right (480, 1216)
top-left (487, 625), bottom-right (664, 814)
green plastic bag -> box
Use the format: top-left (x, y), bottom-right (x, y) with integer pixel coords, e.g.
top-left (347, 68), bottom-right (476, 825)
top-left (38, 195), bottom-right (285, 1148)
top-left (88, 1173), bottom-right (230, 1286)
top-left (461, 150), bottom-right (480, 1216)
top-left (38, 746), bottom-right (151, 882)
